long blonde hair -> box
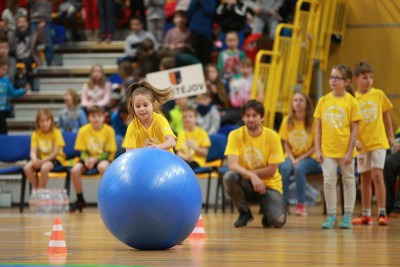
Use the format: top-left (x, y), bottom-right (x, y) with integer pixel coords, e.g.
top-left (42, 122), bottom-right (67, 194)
top-left (87, 64), bottom-right (107, 89)
top-left (35, 108), bottom-right (55, 132)
top-left (287, 91), bottom-right (314, 132)
top-left (126, 80), bottom-right (174, 118)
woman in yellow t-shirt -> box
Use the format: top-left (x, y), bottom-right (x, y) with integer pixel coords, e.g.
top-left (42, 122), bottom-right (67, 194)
top-left (314, 64), bottom-right (363, 230)
top-left (279, 92), bottom-right (321, 216)
top-left (352, 61), bottom-right (394, 226)
top-left (123, 81), bottom-right (176, 152)
top-left (24, 109), bottom-right (65, 189)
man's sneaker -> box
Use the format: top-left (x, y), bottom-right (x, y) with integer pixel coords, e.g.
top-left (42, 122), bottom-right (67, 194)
top-left (295, 204), bottom-right (307, 216)
top-left (234, 211), bottom-right (254, 227)
top-left (339, 214), bottom-right (352, 229)
top-left (321, 215), bottom-right (337, 229)
top-left (352, 216), bottom-right (373, 225)
top-left (377, 215), bottom-right (389, 226)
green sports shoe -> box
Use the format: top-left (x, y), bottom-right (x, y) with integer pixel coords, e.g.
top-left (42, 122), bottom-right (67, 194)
top-left (340, 214), bottom-right (352, 229)
top-left (321, 215), bottom-right (337, 229)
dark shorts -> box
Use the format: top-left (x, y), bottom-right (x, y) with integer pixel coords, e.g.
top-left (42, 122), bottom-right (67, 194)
top-left (78, 159), bottom-right (111, 171)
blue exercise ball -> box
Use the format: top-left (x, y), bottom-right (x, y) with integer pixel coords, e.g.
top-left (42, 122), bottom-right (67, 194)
top-left (98, 148), bottom-right (202, 250)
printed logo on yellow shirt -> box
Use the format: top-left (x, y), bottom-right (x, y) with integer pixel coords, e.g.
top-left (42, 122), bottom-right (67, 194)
top-left (244, 146), bottom-right (264, 169)
top-left (288, 130), bottom-right (309, 150)
top-left (88, 137), bottom-right (103, 155)
top-left (39, 140), bottom-right (52, 154)
top-left (323, 106), bottom-right (346, 128)
top-left (359, 101), bottom-right (378, 124)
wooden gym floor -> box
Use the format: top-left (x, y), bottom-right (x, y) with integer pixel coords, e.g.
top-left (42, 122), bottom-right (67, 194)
top-left (0, 204), bottom-right (399, 267)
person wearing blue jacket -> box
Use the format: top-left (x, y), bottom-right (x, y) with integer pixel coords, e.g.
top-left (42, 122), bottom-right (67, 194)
top-left (187, 0), bottom-right (217, 65)
top-left (0, 58), bottom-right (29, 134)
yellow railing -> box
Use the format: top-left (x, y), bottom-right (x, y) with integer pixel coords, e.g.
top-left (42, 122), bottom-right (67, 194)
top-left (251, 0), bottom-right (321, 128)
top-left (316, 0), bottom-right (349, 70)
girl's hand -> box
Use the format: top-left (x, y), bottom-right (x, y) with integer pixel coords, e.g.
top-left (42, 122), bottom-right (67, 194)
top-left (315, 150), bottom-right (324, 163)
top-left (33, 159), bottom-right (42, 169)
top-left (388, 136), bottom-right (395, 147)
top-left (341, 152), bottom-right (353, 166)
top-left (355, 140), bottom-right (363, 152)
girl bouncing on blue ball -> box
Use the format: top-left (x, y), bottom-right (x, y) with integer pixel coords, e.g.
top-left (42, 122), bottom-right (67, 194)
top-left (122, 81), bottom-right (176, 152)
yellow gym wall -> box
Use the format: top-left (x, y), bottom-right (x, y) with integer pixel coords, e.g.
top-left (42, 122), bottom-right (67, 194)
top-left (325, 0), bottom-right (400, 130)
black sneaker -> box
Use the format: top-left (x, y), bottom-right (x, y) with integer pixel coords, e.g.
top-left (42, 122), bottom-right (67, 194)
top-left (69, 201), bottom-right (87, 213)
top-left (234, 211), bottom-right (253, 227)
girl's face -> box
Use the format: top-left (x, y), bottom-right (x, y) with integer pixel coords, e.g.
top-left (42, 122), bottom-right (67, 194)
top-left (175, 97), bottom-right (188, 109)
top-left (64, 93), bottom-right (74, 108)
top-left (355, 72), bottom-right (373, 93)
top-left (206, 66), bottom-right (218, 82)
top-left (133, 94), bottom-right (154, 122)
top-left (240, 64), bottom-right (253, 77)
top-left (0, 43), bottom-right (9, 57)
top-left (329, 68), bottom-right (349, 93)
top-left (91, 66), bottom-right (103, 82)
top-left (292, 93), bottom-right (307, 113)
top-left (39, 115), bottom-right (52, 133)
top-left (173, 15), bottom-right (186, 28)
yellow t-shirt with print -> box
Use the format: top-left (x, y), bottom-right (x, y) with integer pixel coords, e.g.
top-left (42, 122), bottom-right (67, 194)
top-left (224, 126), bottom-right (285, 193)
top-left (123, 112), bottom-right (176, 153)
top-left (279, 116), bottom-right (316, 158)
top-left (75, 124), bottom-right (117, 161)
top-left (356, 88), bottom-right (393, 153)
top-left (31, 128), bottom-right (66, 163)
top-left (176, 127), bottom-right (211, 167)
top-left (314, 92), bottom-right (363, 158)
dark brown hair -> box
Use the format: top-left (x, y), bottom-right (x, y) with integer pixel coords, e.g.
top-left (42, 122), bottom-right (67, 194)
top-left (126, 80), bottom-right (174, 118)
top-left (287, 91), bottom-right (314, 132)
top-left (354, 60), bottom-right (373, 77)
top-left (242, 100), bottom-right (265, 118)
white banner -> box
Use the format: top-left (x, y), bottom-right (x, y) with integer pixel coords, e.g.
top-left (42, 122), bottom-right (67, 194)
top-left (146, 64), bottom-right (206, 99)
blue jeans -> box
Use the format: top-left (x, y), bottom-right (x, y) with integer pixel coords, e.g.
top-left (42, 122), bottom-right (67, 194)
top-left (31, 21), bottom-right (53, 65)
top-left (280, 157), bottom-right (322, 205)
top-left (98, 0), bottom-right (116, 36)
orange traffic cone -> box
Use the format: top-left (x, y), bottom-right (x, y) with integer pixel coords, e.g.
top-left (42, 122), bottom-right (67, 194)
top-left (47, 218), bottom-right (68, 255)
top-left (189, 215), bottom-right (206, 239)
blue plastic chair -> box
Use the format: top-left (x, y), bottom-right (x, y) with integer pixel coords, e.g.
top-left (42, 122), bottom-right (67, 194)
top-left (194, 134), bottom-right (227, 213)
top-left (0, 135), bottom-right (31, 212)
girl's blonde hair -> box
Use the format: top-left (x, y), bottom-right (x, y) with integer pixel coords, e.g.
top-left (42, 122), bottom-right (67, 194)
top-left (126, 80), bottom-right (174, 118)
top-left (332, 64), bottom-right (354, 96)
top-left (287, 91), bottom-right (314, 132)
top-left (35, 108), bottom-right (55, 132)
top-left (65, 88), bottom-right (80, 105)
top-left (87, 64), bottom-right (107, 89)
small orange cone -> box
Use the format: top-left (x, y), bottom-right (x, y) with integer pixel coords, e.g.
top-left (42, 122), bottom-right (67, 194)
top-left (47, 218), bottom-right (68, 255)
top-left (189, 215), bottom-right (206, 239)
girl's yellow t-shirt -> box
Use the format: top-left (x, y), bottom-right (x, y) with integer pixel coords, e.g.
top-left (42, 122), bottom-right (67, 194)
top-left (314, 92), bottom-right (363, 158)
top-left (279, 116), bottom-right (316, 158)
top-left (356, 88), bottom-right (393, 153)
top-left (123, 112), bottom-right (176, 153)
top-left (224, 126), bottom-right (285, 194)
top-left (31, 128), bottom-right (66, 163)
top-left (176, 127), bottom-right (211, 167)
top-left (74, 124), bottom-right (117, 160)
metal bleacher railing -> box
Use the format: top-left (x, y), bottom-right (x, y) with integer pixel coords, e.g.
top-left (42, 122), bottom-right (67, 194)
top-left (251, 0), bottom-right (349, 129)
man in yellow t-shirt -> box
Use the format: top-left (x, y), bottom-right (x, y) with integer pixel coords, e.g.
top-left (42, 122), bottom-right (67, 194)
top-left (223, 100), bottom-right (285, 228)
top-left (176, 106), bottom-right (211, 169)
top-left (70, 106), bottom-right (117, 212)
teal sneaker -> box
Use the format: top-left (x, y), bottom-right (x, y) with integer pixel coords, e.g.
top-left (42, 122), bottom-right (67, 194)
top-left (321, 215), bottom-right (337, 229)
top-left (340, 214), bottom-right (352, 229)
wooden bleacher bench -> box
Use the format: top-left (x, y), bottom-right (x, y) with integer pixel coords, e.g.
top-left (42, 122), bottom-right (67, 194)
top-left (54, 41), bottom-right (124, 54)
top-left (11, 92), bottom-right (67, 103)
top-left (33, 65), bottom-right (118, 78)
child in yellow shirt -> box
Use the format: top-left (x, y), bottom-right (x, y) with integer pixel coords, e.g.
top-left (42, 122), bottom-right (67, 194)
top-left (70, 105), bottom-right (117, 212)
top-left (314, 64), bottom-right (363, 229)
top-left (176, 106), bottom-right (211, 169)
top-left (351, 61), bottom-right (394, 226)
top-left (123, 81), bottom-right (176, 152)
top-left (24, 109), bottom-right (65, 189)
